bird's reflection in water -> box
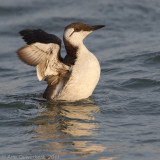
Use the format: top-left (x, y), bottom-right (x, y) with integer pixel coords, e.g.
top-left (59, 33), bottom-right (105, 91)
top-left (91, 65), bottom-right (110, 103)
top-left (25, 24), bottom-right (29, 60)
top-left (32, 98), bottom-right (106, 158)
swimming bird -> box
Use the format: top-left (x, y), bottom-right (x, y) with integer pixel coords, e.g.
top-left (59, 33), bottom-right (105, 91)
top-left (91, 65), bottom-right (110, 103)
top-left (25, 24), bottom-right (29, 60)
top-left (17, 22), bottom-right (104, 101)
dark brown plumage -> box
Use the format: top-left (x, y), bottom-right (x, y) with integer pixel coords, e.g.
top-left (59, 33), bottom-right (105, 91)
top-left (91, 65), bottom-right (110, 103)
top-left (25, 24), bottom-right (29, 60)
top-left (19, 29), bottom-right (61, 45)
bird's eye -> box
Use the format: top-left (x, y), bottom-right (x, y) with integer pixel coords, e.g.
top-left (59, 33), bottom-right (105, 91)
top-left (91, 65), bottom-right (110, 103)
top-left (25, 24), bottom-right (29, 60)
top-left (74, 28), bottom-right (80, 32)
top-left (69, 28), bottom-right (81, 37)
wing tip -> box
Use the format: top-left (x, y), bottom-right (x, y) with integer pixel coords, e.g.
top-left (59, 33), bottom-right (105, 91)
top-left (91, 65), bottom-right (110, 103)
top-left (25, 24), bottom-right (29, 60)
top-left (19, 29), bottom-right (32, 36)
top-left (36, 64), bottom-right (45, 81)
top-left (16, 46), bottom-right (36, 66)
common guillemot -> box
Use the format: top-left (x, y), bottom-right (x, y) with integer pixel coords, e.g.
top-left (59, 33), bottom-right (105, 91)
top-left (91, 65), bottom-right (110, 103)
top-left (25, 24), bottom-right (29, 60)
top-left (17, 22), bottom-right (104, 101)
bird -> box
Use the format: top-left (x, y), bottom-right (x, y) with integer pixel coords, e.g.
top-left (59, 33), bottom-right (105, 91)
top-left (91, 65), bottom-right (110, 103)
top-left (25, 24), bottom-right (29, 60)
top-left (17, 22), bottom-right (105, 101)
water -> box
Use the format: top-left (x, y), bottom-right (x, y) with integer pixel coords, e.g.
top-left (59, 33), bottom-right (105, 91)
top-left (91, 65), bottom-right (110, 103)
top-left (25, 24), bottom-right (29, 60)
top-left (0, 0), bottom-right (160, 159)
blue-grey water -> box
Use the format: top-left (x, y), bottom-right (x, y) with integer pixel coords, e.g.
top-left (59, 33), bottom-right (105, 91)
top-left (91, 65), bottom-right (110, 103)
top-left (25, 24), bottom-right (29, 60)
top-left (0, 0), bottom-right (160, 159)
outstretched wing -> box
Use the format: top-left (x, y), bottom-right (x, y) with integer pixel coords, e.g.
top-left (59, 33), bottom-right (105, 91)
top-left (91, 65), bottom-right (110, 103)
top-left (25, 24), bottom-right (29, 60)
top-left (17, 29), bottom-right (71, 99)
top-left (17, 29), bottom-right (62, 65)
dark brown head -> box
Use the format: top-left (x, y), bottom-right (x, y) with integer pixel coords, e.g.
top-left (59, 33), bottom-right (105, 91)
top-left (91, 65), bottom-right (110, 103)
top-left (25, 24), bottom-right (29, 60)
top-left (64, 22), bottom-right (105, 46)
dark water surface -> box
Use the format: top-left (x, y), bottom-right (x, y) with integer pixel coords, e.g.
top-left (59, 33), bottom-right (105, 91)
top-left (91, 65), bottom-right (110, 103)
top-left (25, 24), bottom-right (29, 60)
top-left (0, 0), bottom-right (160, 159)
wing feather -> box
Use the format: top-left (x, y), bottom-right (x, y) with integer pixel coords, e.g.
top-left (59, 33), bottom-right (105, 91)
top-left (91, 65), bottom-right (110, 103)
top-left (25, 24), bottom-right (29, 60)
top-left (36, 60), bottom-right (47, 81)
top-left (19, 29), bottom-right (61, 45)
top-left (17, 43), bottom-right (47, 66)
top-left (17, 28), bottom-right (71, 99)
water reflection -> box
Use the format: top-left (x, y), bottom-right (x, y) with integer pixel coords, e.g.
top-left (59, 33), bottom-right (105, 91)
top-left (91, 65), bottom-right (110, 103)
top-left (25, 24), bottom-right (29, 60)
top-left (32, 99), bottom-right (106, 158)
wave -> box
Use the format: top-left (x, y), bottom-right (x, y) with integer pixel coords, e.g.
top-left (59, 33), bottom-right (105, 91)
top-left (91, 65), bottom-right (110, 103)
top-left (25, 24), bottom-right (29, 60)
top-left (121, 78), bottom-right (160, 89)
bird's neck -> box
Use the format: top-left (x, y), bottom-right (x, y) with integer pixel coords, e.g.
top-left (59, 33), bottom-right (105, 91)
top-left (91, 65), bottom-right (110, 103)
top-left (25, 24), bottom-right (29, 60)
top-left (63, 38), bottom-right (88, 65)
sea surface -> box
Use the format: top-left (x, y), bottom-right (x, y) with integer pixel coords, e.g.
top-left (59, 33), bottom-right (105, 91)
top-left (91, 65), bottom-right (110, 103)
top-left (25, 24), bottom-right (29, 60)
top-left (0, 0), bottom-right (160, 159)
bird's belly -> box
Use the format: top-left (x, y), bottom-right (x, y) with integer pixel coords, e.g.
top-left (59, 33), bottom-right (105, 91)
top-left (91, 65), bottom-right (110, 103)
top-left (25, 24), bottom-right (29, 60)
top-left (56, 56), bottom-right (100, 101)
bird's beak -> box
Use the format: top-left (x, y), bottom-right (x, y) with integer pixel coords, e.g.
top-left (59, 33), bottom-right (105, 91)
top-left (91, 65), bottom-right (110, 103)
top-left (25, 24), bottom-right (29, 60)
top-left (82, 24), bottom-right (105, 39)
top-left (92, 25), bottom-right (105, 31)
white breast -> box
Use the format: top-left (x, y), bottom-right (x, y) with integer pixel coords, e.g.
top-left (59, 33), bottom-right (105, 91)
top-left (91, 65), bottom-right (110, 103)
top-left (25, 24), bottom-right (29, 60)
top-left (56, 46), bottom-right (101, 101)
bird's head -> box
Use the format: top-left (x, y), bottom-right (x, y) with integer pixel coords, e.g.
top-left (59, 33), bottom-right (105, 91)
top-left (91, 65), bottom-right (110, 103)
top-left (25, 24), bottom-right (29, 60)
top-left (63, 22), bottom-right (105, 46)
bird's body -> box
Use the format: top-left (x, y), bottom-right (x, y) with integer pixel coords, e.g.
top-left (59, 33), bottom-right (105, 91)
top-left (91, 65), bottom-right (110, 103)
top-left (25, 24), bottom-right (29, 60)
top-left (56, 45), bottom-right (100, 101)
top-left (17, 22), bottom-right (104, 101)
